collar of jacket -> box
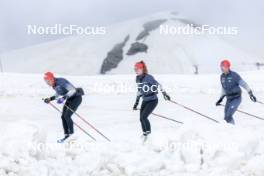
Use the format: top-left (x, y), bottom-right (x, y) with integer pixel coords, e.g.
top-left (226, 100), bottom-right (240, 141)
top-left (53, 78), bottom-right (58, 88)
top-left (223, 70), bottom-right (232, 77)
top-left (138, 73), bottom-right (146, 82)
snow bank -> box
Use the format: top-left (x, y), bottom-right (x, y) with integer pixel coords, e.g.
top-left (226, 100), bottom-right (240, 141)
top-left (1, 122), bottom-right (264, 176)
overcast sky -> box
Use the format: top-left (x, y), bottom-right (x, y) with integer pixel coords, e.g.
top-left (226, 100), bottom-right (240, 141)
top-left (0, 0), bottom-right (263, 57)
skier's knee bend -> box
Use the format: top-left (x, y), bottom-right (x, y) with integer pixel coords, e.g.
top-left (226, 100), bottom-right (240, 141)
top-left (140, 114), bottom-right (148, 121)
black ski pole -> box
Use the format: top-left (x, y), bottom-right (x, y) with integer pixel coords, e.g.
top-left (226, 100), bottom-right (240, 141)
top-left (219, 104), bottom-right (264, 121)
top-left (63, 104), bottom-right (111, 142)
top-left (48, 102), bottom-right (97, 141)
top-left (151, 112), bottom-right (184, 124)
top-left (169, 100), bottom-right (219, 123)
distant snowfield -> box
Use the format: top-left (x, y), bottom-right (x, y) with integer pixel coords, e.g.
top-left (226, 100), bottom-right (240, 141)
top-left (1, 11), bottom-right (263, 75)
top-left (0, 71), bottom-right (264, 175)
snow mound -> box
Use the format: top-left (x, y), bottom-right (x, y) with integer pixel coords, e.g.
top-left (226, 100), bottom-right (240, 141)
top-left (1, 122), bottom-right (264, 176)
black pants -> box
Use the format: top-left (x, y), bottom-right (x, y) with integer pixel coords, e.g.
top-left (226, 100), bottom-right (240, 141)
top-left (140, 99), bottom-right (158, 133)
top-left (61, 96), bottom-right (82, 135)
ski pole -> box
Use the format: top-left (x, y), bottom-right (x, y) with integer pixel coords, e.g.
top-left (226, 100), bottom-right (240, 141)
top-left (257, 100), bottom-right (264, 105)
top-left (135, 109), bottom-right (183, 124)
top-left (48, 102), bottom-right (97, 141)
top-left (219, 104), bottom-right (264, 121)
top-left (63, 104), bottom-right (111, 142)
top-left (151, 112), bottom-right (184, 124)
top-left (169, 100), bottom-right (219, 123)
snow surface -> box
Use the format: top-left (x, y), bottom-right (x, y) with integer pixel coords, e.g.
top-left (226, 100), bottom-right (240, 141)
top-left (1, 71), bottom-right (264, 175)
top-left (1, 11), bottom-right (262, 75)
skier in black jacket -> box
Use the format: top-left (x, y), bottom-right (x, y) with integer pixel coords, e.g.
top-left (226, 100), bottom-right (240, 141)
top-left (133, 61), bottom-right (171, 137)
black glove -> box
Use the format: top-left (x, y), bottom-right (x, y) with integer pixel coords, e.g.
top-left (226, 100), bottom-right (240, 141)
top-left (162, 92), bottom-right (171, 101)
top-left (44, 98), bottom-right (51, 104)
top-left (43, 96), bottom-right (56, 104)
top-left (133, 96), bottom-right (140, 110)
top-left (133, 103), bottom-right (138, 110)
top-left (249, 91), bottom-right (257, 102)
top-left (216, 96), bottom-right (225, 106)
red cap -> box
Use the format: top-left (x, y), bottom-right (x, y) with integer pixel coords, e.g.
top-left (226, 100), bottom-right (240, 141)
top-left (44, 72), bottom-right (54, 81)
top-left (134, 62), bottom-right (144, 69)
top-left (220, 60), bottom-right (231, 68)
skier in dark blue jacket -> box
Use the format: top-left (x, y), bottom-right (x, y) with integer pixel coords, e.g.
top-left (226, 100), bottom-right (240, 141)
top-left (216, 60), bottom-right (257, 124)
top-left (43, 72), bottom-right (84, 142)
top-left (133, 61), bottom-right (171, 137)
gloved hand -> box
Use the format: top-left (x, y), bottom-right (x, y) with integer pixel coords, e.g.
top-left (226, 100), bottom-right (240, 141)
top-left (133, 96), bottom-right (140, 110)
top-left (249, 91), bottom-right (257, 102)
top-left (133, 102), bottom-right (138, 110)
top-left (44, 98), bottom-right (51, 104)
top-left (216, 96), bottom-right (225, 106)
top-left (57, 97), bottom-right (65, 104)
top-left (162, 92), bottom-right (171, 101)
